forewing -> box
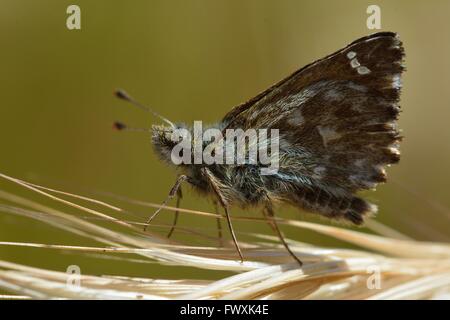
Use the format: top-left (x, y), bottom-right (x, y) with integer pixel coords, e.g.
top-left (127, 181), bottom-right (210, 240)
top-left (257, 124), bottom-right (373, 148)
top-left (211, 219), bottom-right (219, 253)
top-left (222, 32), bottom-right (404, 193)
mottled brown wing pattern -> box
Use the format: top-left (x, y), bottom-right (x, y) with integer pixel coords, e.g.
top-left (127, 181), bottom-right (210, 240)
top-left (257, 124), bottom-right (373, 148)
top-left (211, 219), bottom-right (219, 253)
top-left (222, 32), bottom-right (405, 224)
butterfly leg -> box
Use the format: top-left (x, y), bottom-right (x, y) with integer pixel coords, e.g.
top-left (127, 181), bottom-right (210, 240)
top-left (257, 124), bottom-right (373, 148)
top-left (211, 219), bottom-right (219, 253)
top-left (261, 207), bottom-right (278, 234)
top-left (202, 168), bottom-right (243, 263)
top-left (143, 175), bottom-right (188, 232)
top-left (222, 205), bottom-right (243, 263)
top-left (264, 203), bottom-right (303, 266)
top-left (213, 200), bottom-right (224, 247)
top-left (166, 187), bottom-right (183, 238)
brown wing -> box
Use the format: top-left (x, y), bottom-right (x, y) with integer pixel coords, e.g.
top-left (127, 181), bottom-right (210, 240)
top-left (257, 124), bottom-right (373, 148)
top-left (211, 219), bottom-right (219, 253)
top-left (222, 32), bottom-right (404, 193)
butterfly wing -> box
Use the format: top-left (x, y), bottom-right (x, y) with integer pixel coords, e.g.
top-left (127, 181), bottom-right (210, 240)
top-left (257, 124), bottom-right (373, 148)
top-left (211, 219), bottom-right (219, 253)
top-left (222, 32), bottom-right (404, 224)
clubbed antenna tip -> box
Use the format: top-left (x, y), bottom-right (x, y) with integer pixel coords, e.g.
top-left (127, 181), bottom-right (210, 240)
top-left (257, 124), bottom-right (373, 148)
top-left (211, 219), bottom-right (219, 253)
top-left (113, 121), bottom-right (127, 131)
top-left (114, 89), bottom-right (131, 101)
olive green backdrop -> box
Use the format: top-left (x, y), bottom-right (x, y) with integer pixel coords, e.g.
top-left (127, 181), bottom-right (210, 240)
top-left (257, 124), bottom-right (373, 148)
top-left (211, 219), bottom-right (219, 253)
top-left (0, 0), bottom-right (449, 280)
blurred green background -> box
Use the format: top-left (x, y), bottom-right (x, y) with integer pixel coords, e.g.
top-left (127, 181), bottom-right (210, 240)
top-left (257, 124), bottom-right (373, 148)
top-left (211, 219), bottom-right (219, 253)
top-left (0, 0), bottom-right (449, 281)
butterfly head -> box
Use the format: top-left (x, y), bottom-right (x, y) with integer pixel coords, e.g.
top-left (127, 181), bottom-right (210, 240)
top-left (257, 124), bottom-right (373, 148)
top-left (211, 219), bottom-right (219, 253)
top-left (151, 123), bottom-right (188, 165)
top-left (113, 88), bottom-right (185, 164)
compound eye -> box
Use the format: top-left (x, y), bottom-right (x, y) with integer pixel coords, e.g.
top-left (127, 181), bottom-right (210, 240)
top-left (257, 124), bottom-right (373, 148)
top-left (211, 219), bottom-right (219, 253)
top-left (249, 166), bottom-right (258, 174)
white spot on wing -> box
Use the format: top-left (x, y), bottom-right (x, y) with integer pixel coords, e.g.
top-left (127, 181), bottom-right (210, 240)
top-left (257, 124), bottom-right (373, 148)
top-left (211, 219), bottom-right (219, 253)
top-left (374, 165), bottom-right (387, 176)
top-left (347, 82), bottom-right (368, 92)
top-left (346, 50), bottom-right (371, 75)
top-left (317, 126), bottom-right (342, 147)
top-left (357, 66), bottom-right (371, 75)
top-left (287, 108), bottom-right (304, 126)
top-left (312, 166), bottom-right (326, 179)
top-left (347, 51), bottom-right (356, 59)
top-left (389, 147), bottom-right (400, 155)
top-left (392, 74), bottom-right (402, 89)
top-left (368, 203), bottom-right (378, 213)
top-left (350, 58), bottom-right (361, 68)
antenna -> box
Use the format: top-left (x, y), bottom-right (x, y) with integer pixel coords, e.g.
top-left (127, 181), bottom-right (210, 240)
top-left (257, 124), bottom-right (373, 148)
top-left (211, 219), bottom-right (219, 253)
top-left (114, 89), bottom-right (175, 128)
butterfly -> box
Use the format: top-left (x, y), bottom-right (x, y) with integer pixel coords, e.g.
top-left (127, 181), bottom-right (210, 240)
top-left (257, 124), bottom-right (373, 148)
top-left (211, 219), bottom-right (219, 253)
top-left (115, 32), bottom-right (405, 266)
